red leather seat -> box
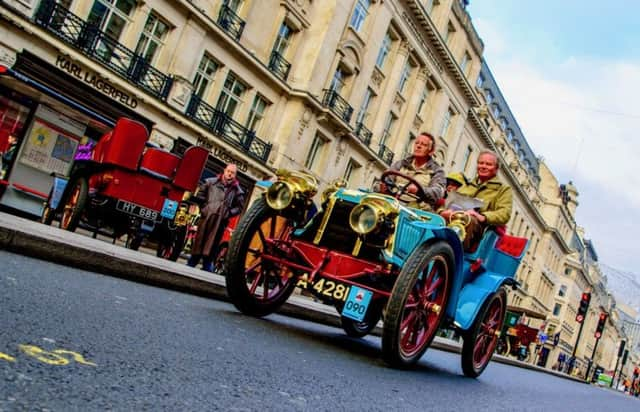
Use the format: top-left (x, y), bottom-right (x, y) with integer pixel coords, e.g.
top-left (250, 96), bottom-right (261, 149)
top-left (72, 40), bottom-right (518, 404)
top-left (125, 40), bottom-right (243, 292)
top-left (139, 148), bottom-right (180, 181)
top-left (93, 118), bottom-right (148, 171)
top-left (173, 146), bottom-right (209, 191)
top-left (495, 234), bottom-right (528, 258)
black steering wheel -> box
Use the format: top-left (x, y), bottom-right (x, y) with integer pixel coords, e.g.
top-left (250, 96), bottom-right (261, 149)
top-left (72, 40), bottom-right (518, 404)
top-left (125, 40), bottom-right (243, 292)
top-left (379, 170), bottom-right (427, 203)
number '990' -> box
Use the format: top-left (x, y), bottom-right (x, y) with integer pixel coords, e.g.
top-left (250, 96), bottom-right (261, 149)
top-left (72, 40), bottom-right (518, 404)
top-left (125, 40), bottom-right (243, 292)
top-left (344, 300), bottom-right (366, 316)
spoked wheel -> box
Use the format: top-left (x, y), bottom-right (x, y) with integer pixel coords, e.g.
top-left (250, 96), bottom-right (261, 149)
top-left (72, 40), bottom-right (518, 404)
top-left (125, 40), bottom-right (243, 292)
top-left (340, 302), bottom-right (383, 338)
top-left (225, 197), bottom-right (297, 317)
top-left (59, 177), bottom-right (88, 232)
top-left (382, 241), bottom-right (453, 368)
top-left (157, 226), bottom-right (187, 261)
top-left (461, 288), bottom-right (507, 378)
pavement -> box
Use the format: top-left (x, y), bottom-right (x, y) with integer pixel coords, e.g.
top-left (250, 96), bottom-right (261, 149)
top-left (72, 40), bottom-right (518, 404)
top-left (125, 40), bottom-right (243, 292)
top-left (0, 210), bottom-right (588, 382)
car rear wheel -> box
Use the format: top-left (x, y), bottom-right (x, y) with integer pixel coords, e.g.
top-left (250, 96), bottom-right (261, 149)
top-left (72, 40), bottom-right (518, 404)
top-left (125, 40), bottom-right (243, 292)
top-left (382, 241), bottom-right (453, 368)
top-left (461, 288), bottom-right (507, 378)
top-left (225, 197), bottom-right (297, 317)
top-left (157, 226), bottom-right (187, 261)
top-left (59, 177), bottom-right (88, 232)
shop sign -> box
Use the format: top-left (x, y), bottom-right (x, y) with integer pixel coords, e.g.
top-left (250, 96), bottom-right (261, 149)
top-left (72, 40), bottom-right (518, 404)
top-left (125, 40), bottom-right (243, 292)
top-left (55, 55), bottom-right (138, 109)
top-left (213, 146), bottom-right (248, 173)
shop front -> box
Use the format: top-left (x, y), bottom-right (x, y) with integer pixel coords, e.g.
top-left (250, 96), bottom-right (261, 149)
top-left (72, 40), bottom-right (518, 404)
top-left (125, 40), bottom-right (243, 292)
top-left (0, 50), bottom-right (152, 217)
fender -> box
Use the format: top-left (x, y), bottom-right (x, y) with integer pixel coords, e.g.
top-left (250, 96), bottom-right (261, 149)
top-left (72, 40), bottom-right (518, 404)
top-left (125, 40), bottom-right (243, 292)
top-left (255, 180), bottom-right (273, 189)
top-left (431, 227), bottom-right (465, 319)
top-left (454, 271), bottom-right (507, 331)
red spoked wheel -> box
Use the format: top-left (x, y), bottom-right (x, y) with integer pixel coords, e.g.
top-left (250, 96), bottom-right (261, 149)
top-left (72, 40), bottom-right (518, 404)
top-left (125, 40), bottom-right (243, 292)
top-left (382, 241), bottom-right (453, 367)
top-left (461, 288), bottom-right (507, 378)
top-left (225, 197), bottom-right (297, 317)
top-left (59, 177), bottom-right (88, 232)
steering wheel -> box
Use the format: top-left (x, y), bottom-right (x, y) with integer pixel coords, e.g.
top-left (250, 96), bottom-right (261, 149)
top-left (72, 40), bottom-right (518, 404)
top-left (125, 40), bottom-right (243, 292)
top-left (379, 170), bottom-right (427, 203)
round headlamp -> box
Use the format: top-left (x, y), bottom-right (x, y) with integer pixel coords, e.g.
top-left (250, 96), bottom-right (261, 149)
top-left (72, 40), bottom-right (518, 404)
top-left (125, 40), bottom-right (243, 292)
top-left (349, 204), bottom-right (380, 235)
top-left (266, 181), bottom-right (294, 210)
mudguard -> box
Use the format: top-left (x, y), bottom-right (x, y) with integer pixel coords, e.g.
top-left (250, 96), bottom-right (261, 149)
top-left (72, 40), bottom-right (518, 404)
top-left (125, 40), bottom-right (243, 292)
top-left (454, 271), bottom-right (507, 331)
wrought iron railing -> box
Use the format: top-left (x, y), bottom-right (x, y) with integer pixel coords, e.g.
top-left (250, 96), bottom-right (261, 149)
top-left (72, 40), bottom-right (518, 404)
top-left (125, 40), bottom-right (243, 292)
top-left (354, 122), bottom-right (372, 146)
top-left (322, 89), bottom-right (353, 124)
top-left (268, 50), bottom-right (291, 81)
top-left (377, 143), bottom-right (394, 165)
top-left (186, 95), bottom-right (271, 163)
top-left (217, 4), bottom-right (246, 41)
top-left (34, 0), bottom-right (173, 100)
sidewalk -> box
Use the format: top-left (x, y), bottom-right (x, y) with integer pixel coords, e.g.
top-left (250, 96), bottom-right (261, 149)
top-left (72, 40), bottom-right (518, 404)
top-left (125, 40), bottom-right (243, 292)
top-left (0, 211), bottom-right (584, 382)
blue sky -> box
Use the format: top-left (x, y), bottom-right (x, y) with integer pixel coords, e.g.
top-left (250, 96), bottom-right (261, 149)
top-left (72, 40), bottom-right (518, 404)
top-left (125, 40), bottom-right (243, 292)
top-left (466, 1), bottom-right (640, 274)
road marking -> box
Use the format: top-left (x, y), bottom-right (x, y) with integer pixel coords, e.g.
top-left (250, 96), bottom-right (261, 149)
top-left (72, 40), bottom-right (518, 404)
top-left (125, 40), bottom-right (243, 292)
top-left (0, 352), bottom-right (16, 362)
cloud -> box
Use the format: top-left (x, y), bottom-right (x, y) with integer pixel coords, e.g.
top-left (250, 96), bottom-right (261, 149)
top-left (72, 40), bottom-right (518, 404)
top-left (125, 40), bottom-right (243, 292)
top-left (483, 50), bottom-right (640, 272)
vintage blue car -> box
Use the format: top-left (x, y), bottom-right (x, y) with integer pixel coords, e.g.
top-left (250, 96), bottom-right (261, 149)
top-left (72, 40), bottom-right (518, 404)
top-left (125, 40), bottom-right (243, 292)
top-left (224, 169), bottom-right (528, 377)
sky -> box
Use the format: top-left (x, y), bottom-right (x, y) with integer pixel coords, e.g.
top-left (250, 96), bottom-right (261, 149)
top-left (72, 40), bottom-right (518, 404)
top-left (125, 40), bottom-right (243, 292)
top-left (465, 1), bottom-right (640, 274)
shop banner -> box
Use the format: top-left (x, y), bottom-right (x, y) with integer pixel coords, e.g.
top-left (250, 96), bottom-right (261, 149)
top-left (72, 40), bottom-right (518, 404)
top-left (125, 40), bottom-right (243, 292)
top-left (20, 119), bottom-right (79, 176)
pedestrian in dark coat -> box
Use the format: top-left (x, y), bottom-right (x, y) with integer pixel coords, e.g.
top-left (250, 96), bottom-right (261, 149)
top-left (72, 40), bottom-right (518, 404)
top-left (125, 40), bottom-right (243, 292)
top-left (187, 163), bottom-right (245, 271)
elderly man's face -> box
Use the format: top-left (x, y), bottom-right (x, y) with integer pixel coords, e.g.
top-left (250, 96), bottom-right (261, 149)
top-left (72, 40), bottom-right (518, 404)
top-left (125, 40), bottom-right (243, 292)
top-left (223, 165), bottom-right (237, 182)
top-left (477, 153), bottom-right (498, 181)
top-left (413, 135), bottom-right (434, 158)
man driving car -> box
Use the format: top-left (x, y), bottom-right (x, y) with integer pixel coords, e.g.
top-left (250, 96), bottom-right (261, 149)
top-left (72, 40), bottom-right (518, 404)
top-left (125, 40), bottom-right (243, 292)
top-left (383, 132), bottom-right (445, 211)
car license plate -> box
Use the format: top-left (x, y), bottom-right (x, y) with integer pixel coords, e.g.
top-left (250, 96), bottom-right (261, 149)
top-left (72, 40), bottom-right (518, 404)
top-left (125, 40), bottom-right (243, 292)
top-left (116, 200), bottom-right (158, 221)
top-left (295, 276), bottom-right (351, 302)
top-left (161, 199), bottom-right (178, 219)
top-left (342, 286), bottom-right (373, 322)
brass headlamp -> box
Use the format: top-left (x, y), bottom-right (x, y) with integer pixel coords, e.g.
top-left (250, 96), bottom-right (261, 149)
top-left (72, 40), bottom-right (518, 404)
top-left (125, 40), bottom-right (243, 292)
top-left (448, 211), bottom-right (471, 240)
top-left (349, 194), bottom-right (399, 235)
top-left (265, 169), bottom-right (318, 210)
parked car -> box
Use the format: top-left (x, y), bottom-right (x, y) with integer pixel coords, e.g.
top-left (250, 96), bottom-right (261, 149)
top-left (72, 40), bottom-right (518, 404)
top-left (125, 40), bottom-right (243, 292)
top-left (224, 169), bottom-right (528, 377)
top-left (41, 118), bottom-right (209, 259)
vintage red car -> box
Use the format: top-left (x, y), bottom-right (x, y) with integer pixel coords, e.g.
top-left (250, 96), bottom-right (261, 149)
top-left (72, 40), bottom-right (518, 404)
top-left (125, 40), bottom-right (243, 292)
top-left (42, 117), bottom-right (209, 257)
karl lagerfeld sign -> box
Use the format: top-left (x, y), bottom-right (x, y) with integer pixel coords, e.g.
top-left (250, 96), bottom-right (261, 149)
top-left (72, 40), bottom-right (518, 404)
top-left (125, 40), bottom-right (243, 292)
top-left (55, 55), bottom-right (138, 109)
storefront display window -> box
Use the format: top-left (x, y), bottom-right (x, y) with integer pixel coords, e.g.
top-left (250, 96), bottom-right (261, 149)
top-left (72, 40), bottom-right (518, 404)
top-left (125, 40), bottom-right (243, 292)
top-left (0, 95), bottom-right (31, 180)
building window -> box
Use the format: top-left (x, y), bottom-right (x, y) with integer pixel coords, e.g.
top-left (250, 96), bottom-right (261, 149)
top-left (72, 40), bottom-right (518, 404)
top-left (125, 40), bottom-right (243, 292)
top-left (356, 88), bottom-right (374, 125)
top-left (349, 0), bottom-right (370, 32)
top-left (397, 60), bottom-right (413, 94)
top-left (193, 54), bottom-right (219, 99)
top-left (403, 132), bottom-right (416, 158)
top-left (226, 0), bottom-right (244, 13)
top-left (485, 90), bottom-right (494, 104)
top-left (439, 107), bottom-right (454, 139)
top-left (558, 285), bottom-right (567, 297)
top-left (376, 32), bottom-right (392, 69)
top-left (216, 72), bottom-right (247, 118)
top-left (564, 267), bottom-right (572, 276)
top-left (416, 86), bottom-right (429, 116)
top-left (423, 0), bottom-right (435, 13)
top-left (134, 12), bottom-right (170, 64)
top-left (499, 117), bottom-right (507, 130)
top-left (305, 133), bottom-right (328, 170)
top-left (506, 129), bottom-right (514, 142)
top-left (245, 94), bottom-right (269, 132)
top-left (381, 112), bottom-right (396, 146)
top-left (344, 158), bottom-right (361, 184)
top-left (462, 145), bottom-right (473, 173)
top-left (273, 21), bottom-right (293, 56)
top-left (460, 51), bottom-right (471, 74)
top-left (87, 0), bottom-right (136, 59)
top-left (553, 303), bottom-right (562, 316)
top-left (330, 67), bottom-right (347, 95)
top-left (444, 21), bottom-right (455, 44)
top-left (476, 73), bottom-right (485, 88)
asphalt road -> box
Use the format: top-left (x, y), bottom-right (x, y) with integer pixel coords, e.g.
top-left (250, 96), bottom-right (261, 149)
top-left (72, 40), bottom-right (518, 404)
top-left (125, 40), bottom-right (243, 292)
top-left (2, 251), bottom-right (638, 411)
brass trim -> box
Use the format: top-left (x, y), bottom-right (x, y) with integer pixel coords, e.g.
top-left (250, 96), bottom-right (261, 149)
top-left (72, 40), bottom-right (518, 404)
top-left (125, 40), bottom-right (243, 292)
top-left (313, 196), bottom-right (336, 244)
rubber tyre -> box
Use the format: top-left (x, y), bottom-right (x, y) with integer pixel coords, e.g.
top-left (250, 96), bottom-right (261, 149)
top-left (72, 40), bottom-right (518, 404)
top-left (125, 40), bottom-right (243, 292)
top-left (58, 177), bottom-right (88, 232)
top-left (157, 226), bottom-right (187, 261)
top-left (340, 304), bottom-right (383, 338)
top-left (225, 197), bottom-right (297, 317)
top-left (382, 241), bottom-right (453, 368)
top-left (461, 288), bottom-right (507, 378)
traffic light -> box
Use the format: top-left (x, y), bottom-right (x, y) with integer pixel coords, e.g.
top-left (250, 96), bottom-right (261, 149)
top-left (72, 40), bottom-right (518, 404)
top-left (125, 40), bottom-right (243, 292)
top-left (595, 312), bottom-right (608, 339)
top-left (576, 292), bottom-right (591, 323)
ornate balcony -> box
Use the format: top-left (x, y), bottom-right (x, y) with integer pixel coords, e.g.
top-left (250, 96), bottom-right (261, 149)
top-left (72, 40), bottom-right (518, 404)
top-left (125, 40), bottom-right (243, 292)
top-left (34, 0), bottom-right (173, 100)
top-left (322, 89), bottom-right (353, 124)
top-left (354, 122), bottom-right (372, 146)
top-left (377, 143), bottom-right (394, 165)
top-left (217, 4), bottom-right (246, 41)
top-left (268, 50), bottom-right (291, 81)
top-left (186, 95), bottom-right (272, 163)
